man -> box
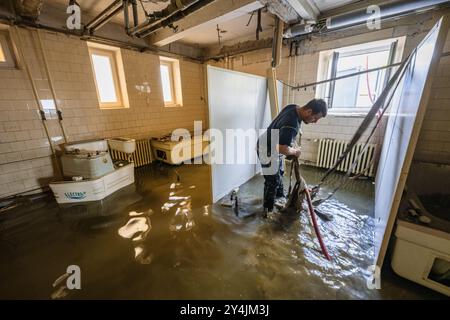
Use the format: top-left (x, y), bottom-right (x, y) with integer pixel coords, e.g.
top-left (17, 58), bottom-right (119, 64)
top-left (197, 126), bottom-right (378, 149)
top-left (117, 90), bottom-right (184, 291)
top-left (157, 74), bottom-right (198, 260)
top-left (257, 99), bottom-right (327, 216)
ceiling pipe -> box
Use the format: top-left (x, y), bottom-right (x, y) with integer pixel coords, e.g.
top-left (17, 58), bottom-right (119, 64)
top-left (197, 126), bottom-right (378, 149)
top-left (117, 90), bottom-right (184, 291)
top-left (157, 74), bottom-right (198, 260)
top-left (91, 5), bottom-right (124, 32)
top-left (131, 0), bottom-right (139, 27)
top-left (327, 0), bottom-right (450, 30)
top-left (272, 16), bottom-right (284, 68)
top-left (131, 0), bottom-right (217, 38)
top-left (283, 23), bottom-right (312, 38)
top-left (131, 0), bottom-right (200, 36)
top-left (137, 0), bottom-right (216, 38)
top-left (124, 0), bottom-right (140, 35)
top-left (124, 0), bottom-right (130, 32)
top-left (0, 14), bottom-right (203, 61)
top-left (84, 0), bottom-right (124, 34)
top-left (284, 0), bottom-right (450, 38)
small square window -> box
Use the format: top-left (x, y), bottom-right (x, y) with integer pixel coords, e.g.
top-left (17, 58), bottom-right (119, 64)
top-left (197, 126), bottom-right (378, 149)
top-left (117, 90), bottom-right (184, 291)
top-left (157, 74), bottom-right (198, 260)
top-left (87, 42), bottom-right (129, 109)
top-left (159, 56), bottom-right (183, 107)
top-left (0, 31), bottom-right (17, 69)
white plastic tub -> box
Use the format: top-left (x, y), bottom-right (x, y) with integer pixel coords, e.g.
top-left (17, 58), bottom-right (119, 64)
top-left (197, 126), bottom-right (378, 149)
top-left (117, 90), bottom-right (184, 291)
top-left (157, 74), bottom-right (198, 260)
top-left (151, 135), bottom-right (209, 165)
top-left (392, 220), bottom-right (450, 296)
top-left (49, 163), bottom-right (135, 204)
top-left (61, 152), bottom-right (115, 179)
top-left (108, 138), bottom-right (136, 154)
top-left (391, 161), bottom-right (450, 296)
top-left (64, 139), bottom-right (109, 153)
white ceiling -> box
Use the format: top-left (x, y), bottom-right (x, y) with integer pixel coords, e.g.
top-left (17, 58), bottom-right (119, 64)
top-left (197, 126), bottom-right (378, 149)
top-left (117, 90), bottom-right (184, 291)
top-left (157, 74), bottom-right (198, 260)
top-left (312, 0), bottom-right (362, 12)
top-left (41, 0), bottom-right (364, 26)
top-left (180, 10), bottom-right (274, 46)
top-left (39, 0), bottom-right (364, 46)
top-left (177, 0), bottom-right (362, 46)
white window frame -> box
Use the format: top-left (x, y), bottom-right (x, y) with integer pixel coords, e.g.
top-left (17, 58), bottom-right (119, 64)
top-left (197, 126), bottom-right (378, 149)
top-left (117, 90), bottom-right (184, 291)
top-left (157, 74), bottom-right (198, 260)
top-left (159, 56), bottom-right (183, 107)
top-left (0, 31), bottom-right (17, 69)
top-left (316, 37), bottom-right (406, 115)
top-left (87, 42), bottom-right (129, 109)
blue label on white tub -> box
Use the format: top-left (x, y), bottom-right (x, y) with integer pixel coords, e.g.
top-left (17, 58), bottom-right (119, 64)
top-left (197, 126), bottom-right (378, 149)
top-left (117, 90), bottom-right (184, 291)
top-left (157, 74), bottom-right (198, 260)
top-left (64, 192), bottom-right (87, 200)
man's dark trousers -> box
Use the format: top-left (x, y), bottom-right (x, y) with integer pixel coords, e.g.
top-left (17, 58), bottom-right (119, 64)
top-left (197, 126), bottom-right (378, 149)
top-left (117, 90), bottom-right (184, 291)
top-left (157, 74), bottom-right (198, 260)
top-left (262, 155), bottom-right (285, 211)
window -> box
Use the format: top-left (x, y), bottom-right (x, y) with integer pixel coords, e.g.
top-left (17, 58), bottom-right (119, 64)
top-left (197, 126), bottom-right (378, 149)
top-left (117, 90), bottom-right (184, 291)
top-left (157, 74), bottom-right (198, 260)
top-left (87, 42), bottom-right (129, 109)
top-left (160, 62), bottom-right (174, 103)
top-left (0, 31), bottom-right (17, 69)
top-left (159, 56), bottom-right (183, 107)
top-left (316, 37), bottom-right (405, 112)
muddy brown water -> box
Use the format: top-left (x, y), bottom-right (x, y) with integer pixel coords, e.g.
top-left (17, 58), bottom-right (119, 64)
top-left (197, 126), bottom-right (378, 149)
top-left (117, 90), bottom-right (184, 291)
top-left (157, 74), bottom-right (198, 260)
top-left (0, 163), bottom-right (444, 299)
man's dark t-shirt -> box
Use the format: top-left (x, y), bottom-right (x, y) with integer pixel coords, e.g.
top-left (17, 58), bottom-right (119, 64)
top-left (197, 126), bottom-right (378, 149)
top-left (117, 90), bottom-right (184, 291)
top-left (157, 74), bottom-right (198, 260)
top-left (258, 104), bottom-right (302, 153)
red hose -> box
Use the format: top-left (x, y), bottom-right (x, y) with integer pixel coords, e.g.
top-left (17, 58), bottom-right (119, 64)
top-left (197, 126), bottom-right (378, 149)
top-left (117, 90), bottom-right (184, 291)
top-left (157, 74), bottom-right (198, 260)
top-left (366, 56), bottom-right (375, 104)
top-left (304, 188), bottom-right (332, 261)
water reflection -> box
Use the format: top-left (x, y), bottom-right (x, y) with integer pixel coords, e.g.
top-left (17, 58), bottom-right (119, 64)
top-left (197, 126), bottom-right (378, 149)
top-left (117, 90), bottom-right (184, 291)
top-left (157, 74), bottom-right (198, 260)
top-left (3, 164), bottom-right (420, 300)
top-left (118, 210), bottom-right (153, 264)
top-left (168, 194), bottom-right (195, 233)
top-left (134, 245), bottom-right (153, 264)
top-left (57, 184), bottom-right (142, 234)
top-left (118, 213), bottom-right (152, 241)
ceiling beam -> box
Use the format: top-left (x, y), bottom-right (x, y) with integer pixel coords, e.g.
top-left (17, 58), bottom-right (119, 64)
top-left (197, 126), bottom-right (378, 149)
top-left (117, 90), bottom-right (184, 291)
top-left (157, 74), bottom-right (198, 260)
top-left (285, 0), bottom-right (320, 21)
top-left (147, 0), bottom-right (263, 47)
top-left (258, 0), bottom-right (300, 23)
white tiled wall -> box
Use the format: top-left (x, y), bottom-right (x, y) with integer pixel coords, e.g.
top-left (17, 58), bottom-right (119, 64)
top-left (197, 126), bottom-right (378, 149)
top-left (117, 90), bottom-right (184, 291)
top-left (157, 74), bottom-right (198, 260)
top-left (0, 28), bottom-right (207, 198)
top-left (209, 11), bottom-right (450, 166)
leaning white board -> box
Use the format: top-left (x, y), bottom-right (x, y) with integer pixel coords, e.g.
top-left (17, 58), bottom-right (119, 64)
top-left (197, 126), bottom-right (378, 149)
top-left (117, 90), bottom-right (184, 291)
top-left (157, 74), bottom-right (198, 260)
top-left (374, 16), bottom-right (449, 269)
top-left (207, 66), bottom-right (280, 203)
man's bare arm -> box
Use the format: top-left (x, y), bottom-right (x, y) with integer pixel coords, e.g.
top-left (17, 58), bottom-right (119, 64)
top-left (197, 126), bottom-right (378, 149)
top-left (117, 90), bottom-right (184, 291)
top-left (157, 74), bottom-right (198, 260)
top-left (277, 144), bottom-right (301, 158)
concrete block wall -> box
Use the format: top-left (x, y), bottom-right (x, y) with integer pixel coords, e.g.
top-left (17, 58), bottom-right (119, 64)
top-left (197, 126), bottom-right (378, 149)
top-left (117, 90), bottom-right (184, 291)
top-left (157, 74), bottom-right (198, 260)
top-left (0, 28), bottom-right (207, 198)
top-left (209, 10), bottom-right (450, 167)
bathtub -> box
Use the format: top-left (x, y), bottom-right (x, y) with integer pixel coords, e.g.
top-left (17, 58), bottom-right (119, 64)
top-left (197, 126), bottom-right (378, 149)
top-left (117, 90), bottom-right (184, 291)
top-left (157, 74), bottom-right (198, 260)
top-left (391, 161), bottom-right (450, 296)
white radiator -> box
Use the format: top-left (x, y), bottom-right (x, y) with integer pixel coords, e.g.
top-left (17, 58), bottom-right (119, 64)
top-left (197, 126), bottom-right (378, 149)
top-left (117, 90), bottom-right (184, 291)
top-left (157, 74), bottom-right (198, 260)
top-left (110, 139), bottom-right (153, 168)
top-left (316, 139), bottom-right (376, 177)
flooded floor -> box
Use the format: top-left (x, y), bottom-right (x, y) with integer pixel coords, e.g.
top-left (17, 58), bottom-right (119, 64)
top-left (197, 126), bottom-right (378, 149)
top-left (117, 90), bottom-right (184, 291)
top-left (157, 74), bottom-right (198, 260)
top-left (0, 163), bottom-right (446, 299)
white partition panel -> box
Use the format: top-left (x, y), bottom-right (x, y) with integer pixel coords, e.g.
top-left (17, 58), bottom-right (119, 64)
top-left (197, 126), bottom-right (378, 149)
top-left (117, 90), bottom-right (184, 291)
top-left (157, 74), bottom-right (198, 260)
top-left (374, 16), bottom-right (449, 269)
top-left (207, 66), bottom-right (275, 203)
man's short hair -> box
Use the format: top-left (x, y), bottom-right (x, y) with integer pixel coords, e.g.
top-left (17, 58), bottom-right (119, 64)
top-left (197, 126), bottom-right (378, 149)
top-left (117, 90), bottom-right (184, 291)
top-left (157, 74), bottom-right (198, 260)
top-left (304, 99), bottom-right (327, 117)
